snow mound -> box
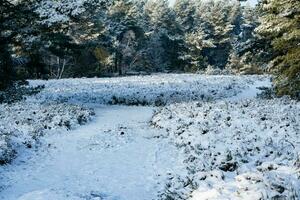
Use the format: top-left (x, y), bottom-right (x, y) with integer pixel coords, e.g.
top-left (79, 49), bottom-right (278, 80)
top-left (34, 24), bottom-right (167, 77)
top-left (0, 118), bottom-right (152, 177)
top-left (151, 98), bottom-right (300, 200)
top-left (0, 102), bottom-right (94, 165)
top-left (28, 74), bottom-right (270, 105)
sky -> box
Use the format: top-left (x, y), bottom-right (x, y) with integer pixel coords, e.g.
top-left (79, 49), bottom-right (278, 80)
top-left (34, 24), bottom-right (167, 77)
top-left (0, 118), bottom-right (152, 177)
top-left (169, 0), bottom-right (258, 7)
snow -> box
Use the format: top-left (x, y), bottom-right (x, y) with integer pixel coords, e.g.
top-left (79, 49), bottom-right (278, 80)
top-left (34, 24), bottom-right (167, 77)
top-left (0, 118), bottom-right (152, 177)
top-left (0, 106), bottom-right (184, 200)
top-left (151, 98), bottom-right (300, 199)
top-left (0, 102), bottom-right (94, 164)
top-left (36, 0), bottom-right (89, 25)
top-left (169, 0), bottom-right (257, 7)
top-left (28, 74), bottom-right (270, 105)
top-left (1, 74), bottom-right (299, 200)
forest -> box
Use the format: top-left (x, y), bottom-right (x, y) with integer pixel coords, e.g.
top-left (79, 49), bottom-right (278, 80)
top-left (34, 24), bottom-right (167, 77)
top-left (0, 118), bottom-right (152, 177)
top-left (1, 0), bottom-right (299, 98)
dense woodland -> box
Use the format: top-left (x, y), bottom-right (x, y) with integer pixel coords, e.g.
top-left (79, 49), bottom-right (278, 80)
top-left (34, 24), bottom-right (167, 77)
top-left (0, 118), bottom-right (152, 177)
top-left (0, 0), bottom-right (299, 98)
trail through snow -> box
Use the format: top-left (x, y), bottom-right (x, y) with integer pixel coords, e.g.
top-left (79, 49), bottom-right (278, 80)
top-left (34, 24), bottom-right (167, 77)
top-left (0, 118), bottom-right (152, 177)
top-left (0, 75), bottom-right (273, 200)
top-left (0, 106), bottom-right (184, 200)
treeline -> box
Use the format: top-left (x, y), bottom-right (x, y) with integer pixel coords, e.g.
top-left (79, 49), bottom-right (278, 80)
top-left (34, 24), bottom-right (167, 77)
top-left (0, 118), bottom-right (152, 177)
top-left (0, 0), bottom-right (299, 98)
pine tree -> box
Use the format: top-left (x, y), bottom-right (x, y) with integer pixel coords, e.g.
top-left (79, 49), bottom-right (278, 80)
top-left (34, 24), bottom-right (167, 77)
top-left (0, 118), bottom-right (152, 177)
top-left (34, 0), bottom-right (109, 78)
top-left (197, 0), bottom-right (241, 69)
top-left (226, 4), bottom-right (264, 74)
top-left (105, 0), bottom-right (144, 74)
top-left (0, 0), bottom-right (37, 89)
top-left (0, 1), bottom-right (16, 89)
top-left (144, 0), bottom-right (178, 71)
top-left (174, 0), bottom-right (196, 32)
top-left (173, 0), bottom-right (199, 71)
top-left (181, 28), bottom-right (215, 72)
top-left (257, 0), bottom-right (300, 99)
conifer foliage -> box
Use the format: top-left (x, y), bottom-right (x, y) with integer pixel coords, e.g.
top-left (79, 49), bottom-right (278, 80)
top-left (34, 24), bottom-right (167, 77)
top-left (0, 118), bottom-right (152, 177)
top-left (257, 0), bottom-right (300, 99)
top-left (0, 0), bottom-right (36, 89)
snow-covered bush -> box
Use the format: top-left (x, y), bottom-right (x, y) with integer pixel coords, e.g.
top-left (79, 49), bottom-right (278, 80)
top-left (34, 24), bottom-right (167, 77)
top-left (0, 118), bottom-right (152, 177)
top-left (204, 65), bottom-right (231, 75)
top-left (0, 102), bottom-right (94, 164)
top-left (28, 74), bottom-right (270, 106)
top-left (0, 83), bottom-right (44, 104)
top-left (151, 98), bottom-right (300, 200)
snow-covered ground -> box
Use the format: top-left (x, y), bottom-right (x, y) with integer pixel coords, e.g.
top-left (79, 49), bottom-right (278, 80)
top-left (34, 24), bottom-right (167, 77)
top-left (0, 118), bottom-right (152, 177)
top-left (151, 98), bottom-right (300, 200)
top-left (0, 106), bottom-right (184, 200)
top-left (1, 74), bottom-right (299, 200)
top-left (28, 74), bottom-right (270, 105)
top-left (0, 102), bottom-right (94, 165)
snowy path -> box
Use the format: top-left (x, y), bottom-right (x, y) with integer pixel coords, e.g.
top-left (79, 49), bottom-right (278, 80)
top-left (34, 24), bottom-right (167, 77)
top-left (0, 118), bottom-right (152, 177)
top-left (0, 106), bottom-right (184, 200)
top-left (0, 75), bottom-right (273, 200)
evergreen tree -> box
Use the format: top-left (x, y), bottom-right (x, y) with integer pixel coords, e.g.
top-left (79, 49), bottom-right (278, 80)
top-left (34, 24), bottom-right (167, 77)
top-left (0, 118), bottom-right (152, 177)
top-left (257, 0), bottom-right (300, 99)
top-left (174, 0), bottom-right (199, 71)
top-left (144, 0), bottom-right (179, 71)
top-left (104, 0), bottom-right (144, 74)
top-left (198, 0), bottom-right (240, 69)
top-left (0, 0), bottom-right (37, 89)
top-left (226, 4), bottom-right (264, 74)
top-left (34, 0), bottom-right (109, 78)
top-left (174, 0), bottom-right (196, 32)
